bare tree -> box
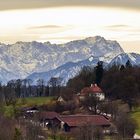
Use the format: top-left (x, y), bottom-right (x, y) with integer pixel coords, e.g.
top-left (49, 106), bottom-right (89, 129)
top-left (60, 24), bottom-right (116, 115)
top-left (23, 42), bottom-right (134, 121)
top-left (36, 79), bottom-right (45, 96)
top-left (99, 100), bottom-right (119, 120)
top-left (76, 123), bottom-right (103, 140)
top-left (48, 77), bottom-right (62, 96)
top-left (21, 79), bottom-right (28, 97)
top-left (25, 122), bottom-right (46, 140)
top-left (3, 84), bottom-right (17, 106)
top-left (15, 79), bottom-right (22, 98)
top-left (60, 87), bottom-right (76, 101)
top-left (0, 82), bottom-right (5, 106)
top-left (115, 112), bottom-right (137, 139)
top-left (82, 95), bottom-right (101, 114)
top-left (27, 79), bottom-right (33, 97)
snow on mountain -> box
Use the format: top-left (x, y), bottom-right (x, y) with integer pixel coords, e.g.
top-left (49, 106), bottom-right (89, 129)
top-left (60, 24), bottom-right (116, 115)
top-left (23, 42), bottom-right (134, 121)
top-left (27, 56), bottom-right (108, 85)
top-left (109, 53), bottom-right (140, 66)
top-left (28, 52), bottom-right (140, 85)
top-left (0, 36), bottom-right (124, 83)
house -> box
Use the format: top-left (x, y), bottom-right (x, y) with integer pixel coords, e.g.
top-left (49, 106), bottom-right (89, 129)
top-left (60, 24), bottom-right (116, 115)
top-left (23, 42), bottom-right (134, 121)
top-left (133, 133), bottom-right (140, 139)
top-left (21, 106), bottom-right (39, 113)
top-left (79, 84), bottom-right (105, 101)
top-left (21, 106), bottom-right (39, 119)
top-left (57, 96), bottom-right (66, 103)
top-left (59, 115), bottom-right (111, 132)
top-left (36, 112), bottom-right (111, 133)
top-left (37, 111), bottom-right (60, 128)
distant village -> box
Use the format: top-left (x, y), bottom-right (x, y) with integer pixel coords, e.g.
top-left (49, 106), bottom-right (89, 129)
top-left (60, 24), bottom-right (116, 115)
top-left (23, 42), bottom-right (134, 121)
top-left (22, 84), bottom-right (110, 131)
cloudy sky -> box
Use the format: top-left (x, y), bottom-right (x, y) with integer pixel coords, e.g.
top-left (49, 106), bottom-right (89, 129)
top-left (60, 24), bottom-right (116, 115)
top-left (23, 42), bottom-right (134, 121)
top-left (0, 0), bottom-right (140, 52)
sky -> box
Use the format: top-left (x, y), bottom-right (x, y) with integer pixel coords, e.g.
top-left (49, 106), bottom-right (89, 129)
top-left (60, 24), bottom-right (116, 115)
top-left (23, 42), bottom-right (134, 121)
top-left (0, 0), bottom-right (140, 53)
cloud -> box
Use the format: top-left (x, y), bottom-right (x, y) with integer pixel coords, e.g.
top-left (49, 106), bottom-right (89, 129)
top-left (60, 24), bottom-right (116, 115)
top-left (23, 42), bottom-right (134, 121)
top-left (104, 25), bottom-right (140, 33)
top-left (104, 24), bottom-right (131, 30)
top-left (29, 25), bottom-right (63, 29)
top-left (27, 24), bottom-right (74, 35)
top-left (0, 0), bottom-right (140, 11)
top-left (105, 25), bottom-right (130, 29)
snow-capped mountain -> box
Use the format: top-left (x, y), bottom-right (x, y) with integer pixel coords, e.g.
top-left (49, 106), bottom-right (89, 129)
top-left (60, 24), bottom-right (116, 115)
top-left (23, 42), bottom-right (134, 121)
top-left (27, 56), bottom-right (108, 85)
top-left (0, 36), bottom-right (124, 83)
top-left (28, 53), bottom-right (140, 85)
top-left (109, 53), bottom-right (140, 66)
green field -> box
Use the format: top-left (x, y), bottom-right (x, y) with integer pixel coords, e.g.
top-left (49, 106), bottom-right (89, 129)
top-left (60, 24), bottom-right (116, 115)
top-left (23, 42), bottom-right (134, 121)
top-left (16, 96), bottom-right (55, 107)
top-left (131, 107), bottom-right (140, 135)
top-left (0, 97), bottom-right (55, 118)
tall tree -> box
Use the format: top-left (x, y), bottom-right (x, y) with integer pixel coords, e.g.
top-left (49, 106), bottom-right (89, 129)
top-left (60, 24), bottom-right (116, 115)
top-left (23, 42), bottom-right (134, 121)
top-left (15, 79), bottom-right (22, 98)
top-left (95, 61), bottom-right (104, 86)
top-left (21, 79), bottom-right (28, 97)
top-left (36, 79), bottom-right (45, 96)
top-left (116, 112), bottom-right (137, 138)
top-left (82, 95), bottom-right (101, 114)
top-left (27, 79), bottom-right (33, 96)
top-left (120, 65), bottom-right (125, 71)
top-left (67, 66), bottom-right (95, 92)
top-left (5, 81), bottom-right (17, 105)
top-left (48, 77), bottom-right (62, 96)
top-left (0, 82), bottom-right (5, 105)
top-left (125, 60), bottom-right (132, 68)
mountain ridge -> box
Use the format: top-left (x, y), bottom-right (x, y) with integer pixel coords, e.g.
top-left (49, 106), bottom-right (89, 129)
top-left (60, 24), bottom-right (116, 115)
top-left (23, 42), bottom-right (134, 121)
top-left (109, 52), bottom-right (140, 66)
top-left (27, 52), bottom-right (140, 85)
top-left (0, 36), bottom-right (124, 83)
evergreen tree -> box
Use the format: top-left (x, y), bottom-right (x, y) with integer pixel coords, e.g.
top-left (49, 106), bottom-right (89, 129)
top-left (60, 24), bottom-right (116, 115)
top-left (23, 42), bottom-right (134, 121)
top-left (95, 61), bottom-right (104, 85)
top-left (125, 60), bottom-right (132, 68)
top-left (120, 65), bottom-right (125, 71)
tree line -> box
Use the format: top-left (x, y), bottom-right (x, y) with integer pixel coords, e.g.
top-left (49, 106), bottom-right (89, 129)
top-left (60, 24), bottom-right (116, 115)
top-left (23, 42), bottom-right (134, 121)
top-left (0, 60), bottom-right (140, 109)
top-left (0, 77), bottom-right (63, 104)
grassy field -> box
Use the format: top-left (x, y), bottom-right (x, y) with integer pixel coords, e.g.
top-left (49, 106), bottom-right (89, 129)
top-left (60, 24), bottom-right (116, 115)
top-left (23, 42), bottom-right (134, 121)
top-left (0, 97), bottom-right (55, 118)
top-left (16, 96), bottom-right (55, 107)
top-left (131, 107), bottom-right (140, 135)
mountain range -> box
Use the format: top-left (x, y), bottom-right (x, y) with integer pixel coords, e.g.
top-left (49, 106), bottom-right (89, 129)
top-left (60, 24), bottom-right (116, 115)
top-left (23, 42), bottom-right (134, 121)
top-left (0, 36), bottom-right (139, 84)
top-left (28, 52), bottom-right (140, 85)
top-left (109, 53), bottom-right (140, 66)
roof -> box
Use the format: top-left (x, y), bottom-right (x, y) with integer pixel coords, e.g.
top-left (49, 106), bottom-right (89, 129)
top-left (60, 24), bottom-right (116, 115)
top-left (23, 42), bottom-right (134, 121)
top-left (80, 84), bottom-right (103, 96)
top-left (20, 106), bottom-right (39, 112)
top-left (38, 111), bottom-right (59, 120)
top-left (59, 115), bottom-right (110, 127)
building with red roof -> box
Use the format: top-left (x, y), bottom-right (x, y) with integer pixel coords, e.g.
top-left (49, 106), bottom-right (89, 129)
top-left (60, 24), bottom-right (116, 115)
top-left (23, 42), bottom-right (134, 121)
top-left (36, 111), bottom-right (111, 133)
top-left (60, 115), bottom-right (110, 127)
top-left (37, 112), bottom-right (110, 132)
top-left (59, 115), bottom-right (110, 132)
top-left (80, 84), bottom-right (105, 101)
top-left (37, 111), bottom-right (60, 128)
